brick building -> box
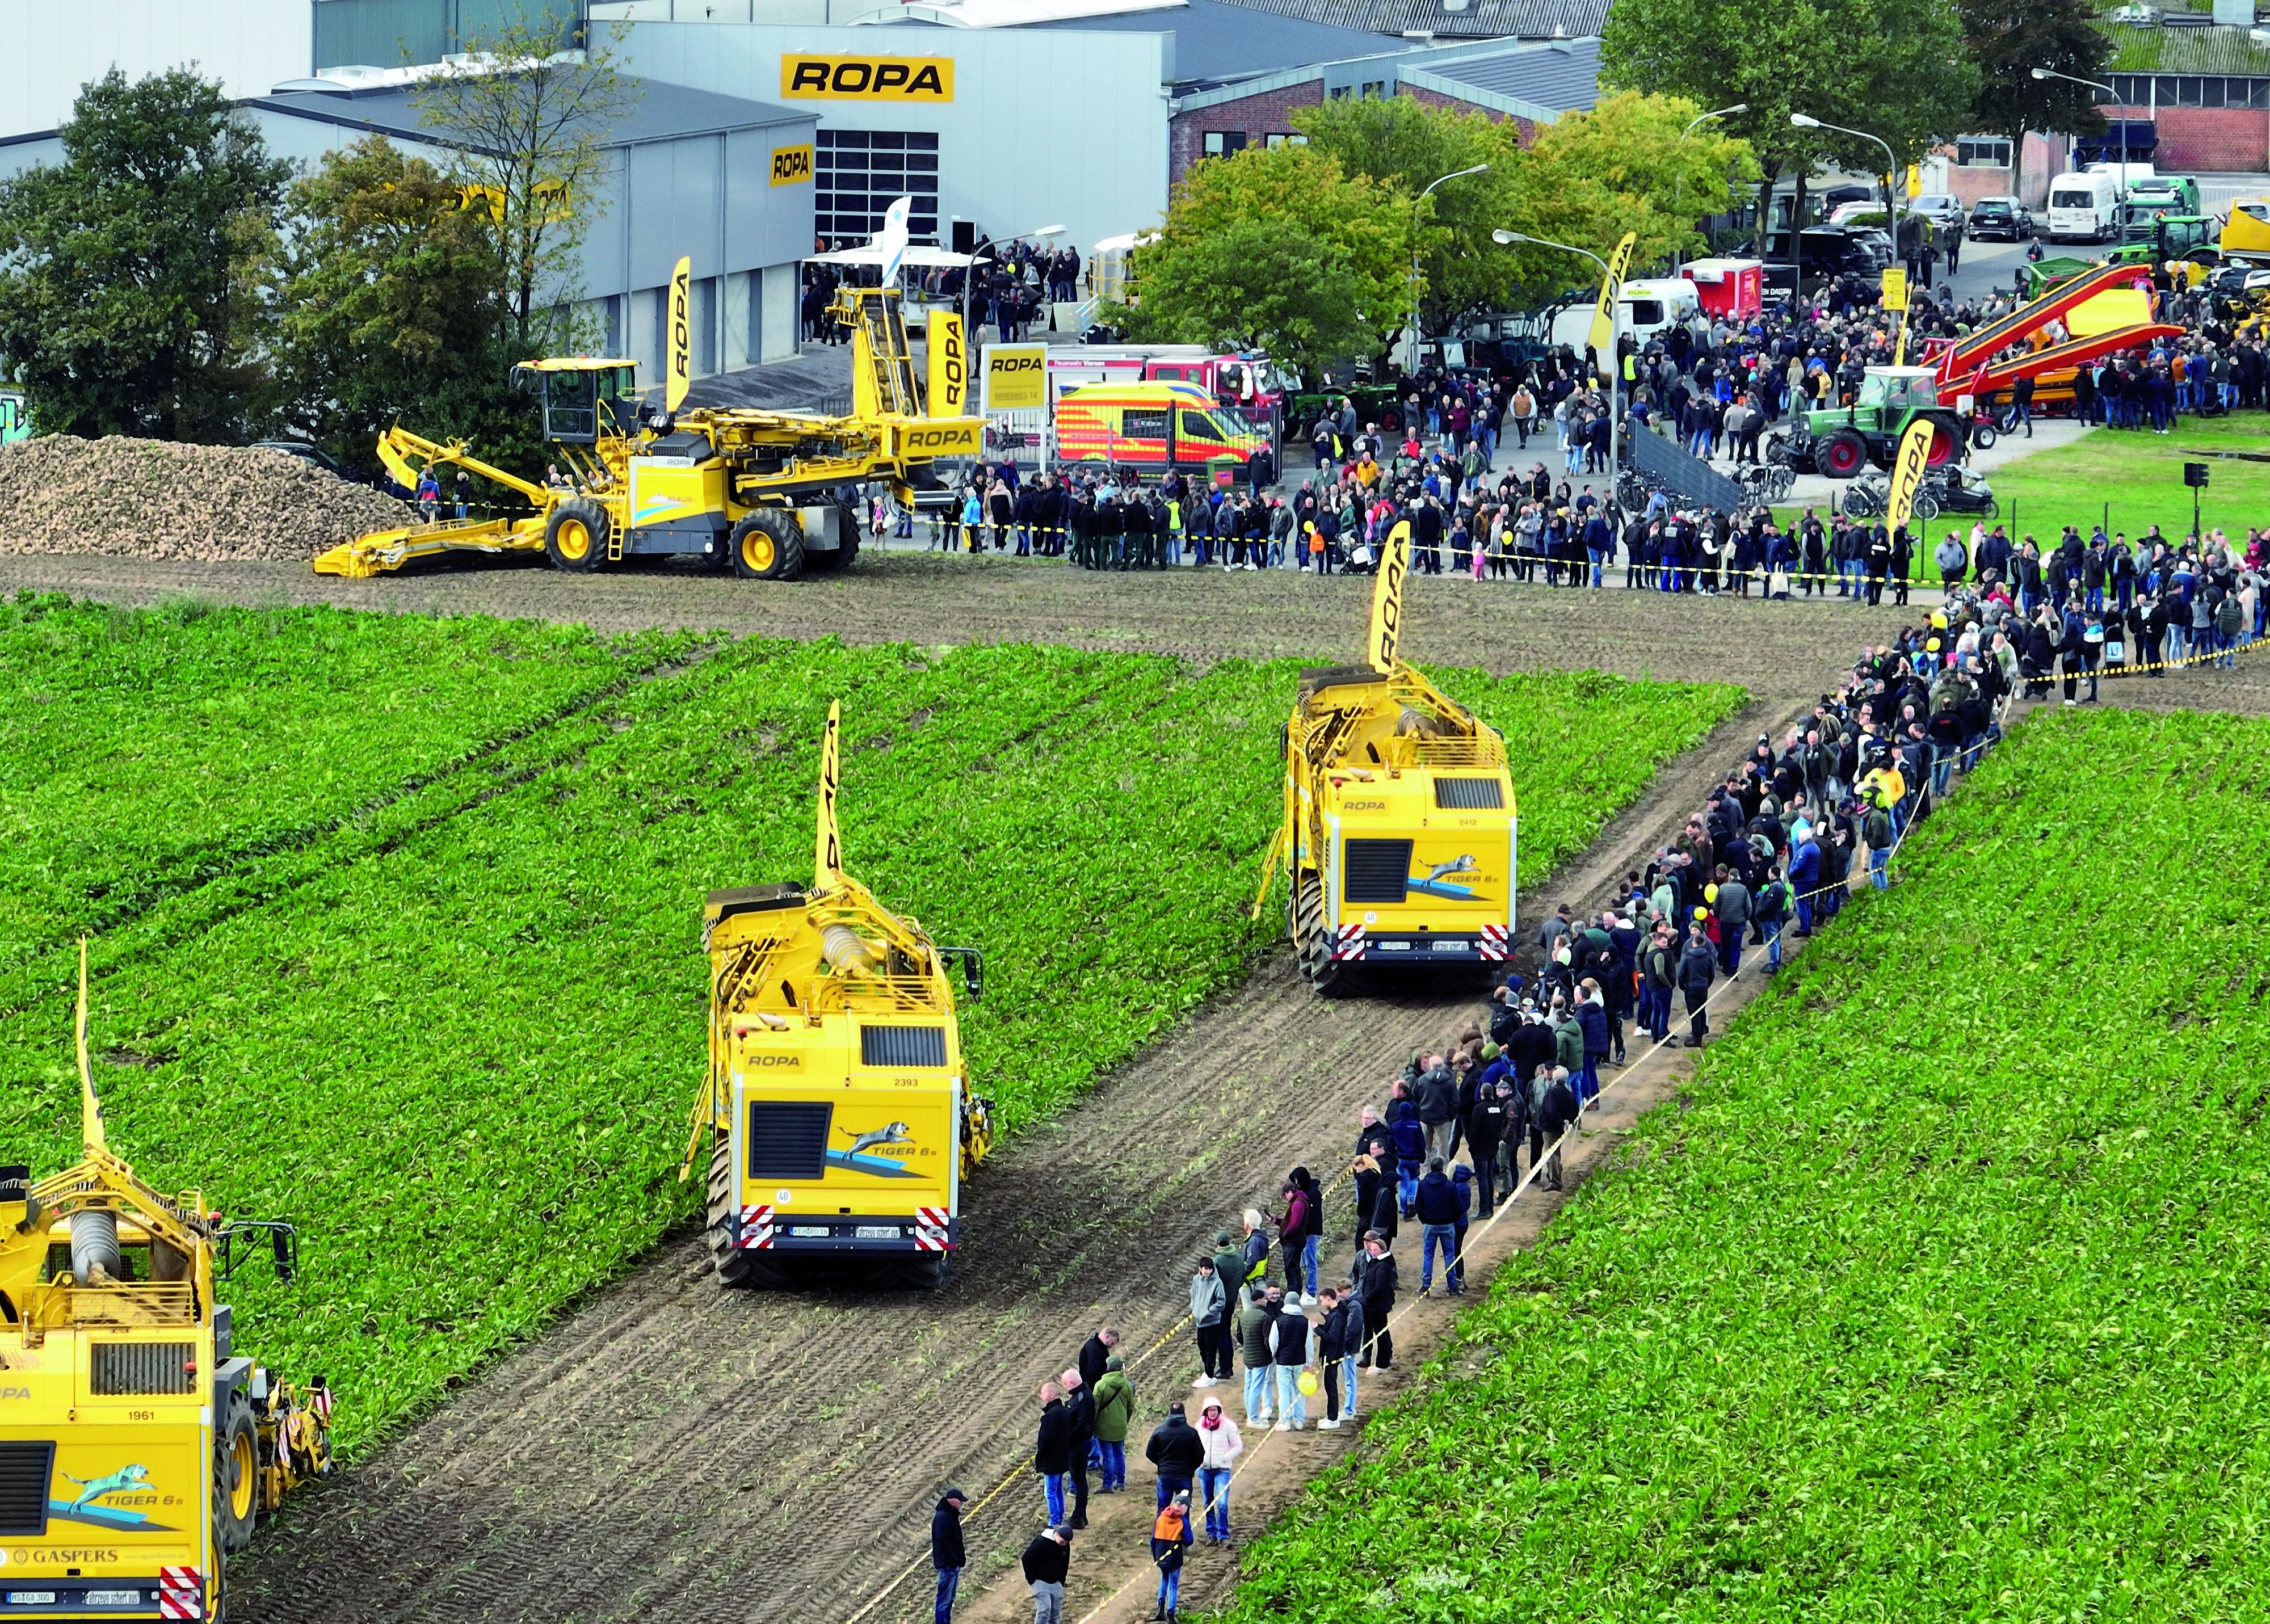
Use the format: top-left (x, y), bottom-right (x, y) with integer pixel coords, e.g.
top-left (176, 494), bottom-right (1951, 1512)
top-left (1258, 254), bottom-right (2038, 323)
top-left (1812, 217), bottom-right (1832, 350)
top-left (1167, 35), bottom-right (1601, 185)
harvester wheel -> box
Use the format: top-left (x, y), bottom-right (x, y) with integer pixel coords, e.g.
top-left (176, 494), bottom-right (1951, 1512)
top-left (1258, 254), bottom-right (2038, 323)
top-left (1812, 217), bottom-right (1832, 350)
top-left (901, 1253), bottom-right (949, 1290)
top-left (216, 1395), bottom-right (257, 1552)
top-left (1294, 875), bottom-right (1350, 998)
top-left (545, 498), bottom-right (609, 572)
top-left (706, 1130), bottom-right (754, 1289)
top-left (729, 511), bottom-right (805, 580)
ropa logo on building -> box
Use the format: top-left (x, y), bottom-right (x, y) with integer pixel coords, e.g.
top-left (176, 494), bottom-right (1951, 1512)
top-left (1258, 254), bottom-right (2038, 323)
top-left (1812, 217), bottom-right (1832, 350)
top-left (780, 55), bottom-right (955, 102)
top-left (770, 144), bottom-right (814, 186)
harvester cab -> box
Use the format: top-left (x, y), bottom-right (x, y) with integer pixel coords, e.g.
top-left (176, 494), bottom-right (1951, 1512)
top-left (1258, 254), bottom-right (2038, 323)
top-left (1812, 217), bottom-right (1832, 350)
top-left (513, 359), bottom-right (646, 446)
top-left (1254, 525), bottom-right (1518, 994)
top-left (0, 946), bottom-right (334, 1622)
top-left (686, 702), bottom-right (992, 1291)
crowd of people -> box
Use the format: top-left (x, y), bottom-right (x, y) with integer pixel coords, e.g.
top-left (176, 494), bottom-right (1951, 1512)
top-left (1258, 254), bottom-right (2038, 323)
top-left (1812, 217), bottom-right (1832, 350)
top-left (919, 589), bottom-right (2069, 1624)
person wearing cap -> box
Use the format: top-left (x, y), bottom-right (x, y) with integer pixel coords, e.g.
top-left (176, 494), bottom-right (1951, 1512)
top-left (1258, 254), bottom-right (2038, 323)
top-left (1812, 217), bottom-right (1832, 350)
top-left (1268, 1288), bottom-right (1314, 1429)
top-left (1151, 1490), bottom-right (1195, 1620)
top-left (931, 1487), bottom-right (966, 1624)
top-left (1020, 1523), bottom-right (1073, 1624)
top-left (1144, 1399), bottom-right (1203, 1511)
top-left (1193, 1395), bottom-right (1242, 1542)
top-left (1093, 1353), bottom-right (1134, 1492)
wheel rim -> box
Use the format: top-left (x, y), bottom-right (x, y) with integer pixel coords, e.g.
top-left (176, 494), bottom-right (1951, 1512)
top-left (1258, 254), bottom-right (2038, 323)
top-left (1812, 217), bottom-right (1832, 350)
top-left (1828, 439), bottom-right (1862, 474)
top-left (556, 518), bottom-right (591, 562)
top-left (229, 1429), bottom-right (255, 1520)
top-left (1926, 426), bottom-right (1957, 466)
top-left (742, 529), bottom-right (776, 572)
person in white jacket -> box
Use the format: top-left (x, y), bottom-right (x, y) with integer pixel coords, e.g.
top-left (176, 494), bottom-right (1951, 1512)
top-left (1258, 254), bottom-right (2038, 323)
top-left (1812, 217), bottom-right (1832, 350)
top-left (1193, 1398), bottom-right (1243, 1545)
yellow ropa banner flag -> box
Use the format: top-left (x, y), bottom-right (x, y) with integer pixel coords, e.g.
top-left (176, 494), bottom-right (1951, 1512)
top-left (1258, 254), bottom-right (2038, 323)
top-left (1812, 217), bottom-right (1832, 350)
top-left (1587, 231), bottom-right (1638, 359)
top-left (1884, 417), bottom-right (1936, 533)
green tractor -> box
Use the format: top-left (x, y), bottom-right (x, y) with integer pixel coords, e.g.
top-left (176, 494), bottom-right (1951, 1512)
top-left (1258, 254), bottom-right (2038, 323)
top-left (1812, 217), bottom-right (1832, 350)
top-left (1804, 365), bottom-right (1966, 479)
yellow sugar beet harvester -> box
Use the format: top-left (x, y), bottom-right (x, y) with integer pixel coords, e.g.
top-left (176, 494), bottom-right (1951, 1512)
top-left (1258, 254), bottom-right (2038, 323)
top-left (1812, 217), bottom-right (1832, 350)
top-left (1254, 524), bottom-right (1519, 994)
top-left (0, 946), bottom-right (332, 1622)
top-left (683, 702), bottom-right (992, 1290)
top-left (314, 264), bottom-right (979, 582)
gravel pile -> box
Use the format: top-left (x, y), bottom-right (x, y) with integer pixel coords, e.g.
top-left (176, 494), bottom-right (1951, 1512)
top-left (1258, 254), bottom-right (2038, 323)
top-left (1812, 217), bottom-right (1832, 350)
top-left (0, 436), bottom-right (413, 562)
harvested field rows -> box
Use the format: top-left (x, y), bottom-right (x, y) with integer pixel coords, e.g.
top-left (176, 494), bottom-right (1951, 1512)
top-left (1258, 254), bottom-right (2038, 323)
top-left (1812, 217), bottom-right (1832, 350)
top-left (1223, 707), bottom-right (2270, 1621)
top-left (0, 598), bottom-right (1738, 1471)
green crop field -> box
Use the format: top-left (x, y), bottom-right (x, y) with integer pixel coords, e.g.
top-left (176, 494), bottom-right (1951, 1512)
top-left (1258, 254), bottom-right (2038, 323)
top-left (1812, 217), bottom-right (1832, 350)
top-left (0, 594), bottom-right (1738, 1449)
top-left (1220, 706), bottom-right (2270, 1622)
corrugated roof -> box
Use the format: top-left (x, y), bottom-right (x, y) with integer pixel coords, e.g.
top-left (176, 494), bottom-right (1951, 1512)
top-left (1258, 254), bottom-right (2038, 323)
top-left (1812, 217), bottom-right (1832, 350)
top-left (1019, 0), bottom-right (1405, 86)
top-left (2103, 19), bottom-right (2270, 71)
top-left (1418, 35), bottom-right (1600, 110)
top-left (1208, 0), bottom-right (1608, 41)
top-left (251, 73), bottom-right (808, 152)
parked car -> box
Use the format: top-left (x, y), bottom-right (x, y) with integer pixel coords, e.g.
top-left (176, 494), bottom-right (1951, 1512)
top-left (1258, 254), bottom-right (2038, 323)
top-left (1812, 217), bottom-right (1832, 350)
top-left (1968, 196), bottom-right (2035, 240)
top-left (1847, 228), bottom-right (1896, 269)
top-left (1910, 193), bottom-right (1964, 232)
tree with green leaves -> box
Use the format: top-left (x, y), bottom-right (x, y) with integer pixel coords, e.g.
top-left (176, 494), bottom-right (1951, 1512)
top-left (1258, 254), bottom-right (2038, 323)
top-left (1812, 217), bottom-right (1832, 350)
top-left (1503, 91), bottom-right (1758, 304)
top-left (1602, 0), bottom-right (1975, 235)
top-left (1127, 144), bottom-right (1417, 382)
top-left (410, 11), bottom-right (638, 350)
top-left (271, 137), bottom-right (537, 478)
top-left (0, 69), bottom-right (288, 442)
top-left (1962, 0), bottom-right (2111, 196)
top-left (1289, 95), bottom-right (1517, 333)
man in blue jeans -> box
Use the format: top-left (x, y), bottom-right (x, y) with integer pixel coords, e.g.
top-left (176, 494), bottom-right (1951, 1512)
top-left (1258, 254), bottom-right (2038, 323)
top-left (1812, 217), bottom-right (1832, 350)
top-left (931, 1488), bottom-right (966, 1624)
top-left (1034, 1382), bottom-right (1072, 1526)
top-left (1414, 1157), bottom-right (1461, 1294)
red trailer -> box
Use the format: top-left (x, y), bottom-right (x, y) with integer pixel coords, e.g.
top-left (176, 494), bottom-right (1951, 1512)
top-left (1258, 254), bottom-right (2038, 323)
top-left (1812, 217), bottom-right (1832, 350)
top-left (1682, 258), bottom-right (1763, 320)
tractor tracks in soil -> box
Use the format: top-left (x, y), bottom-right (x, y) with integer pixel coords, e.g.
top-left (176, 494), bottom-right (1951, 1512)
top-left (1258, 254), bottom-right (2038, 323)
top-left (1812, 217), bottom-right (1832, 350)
top-left (232, 700), bottom-right (1783, 1624)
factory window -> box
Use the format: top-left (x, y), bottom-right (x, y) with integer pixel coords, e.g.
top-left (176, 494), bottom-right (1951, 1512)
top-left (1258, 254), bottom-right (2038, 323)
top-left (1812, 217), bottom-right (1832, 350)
top-left (815, 129), bottom-right (940, 246)
top-left (1265, 132), bottom-right (1306, 148)
top-left (1203, 131), bottom-right (1248, 159)
top-left (1361, 80), bottom-right (1387, 98)
top-left (1328, 85), bottom-right (1351, 99)
top-left (1955, 137), bottom-right (2011, 168)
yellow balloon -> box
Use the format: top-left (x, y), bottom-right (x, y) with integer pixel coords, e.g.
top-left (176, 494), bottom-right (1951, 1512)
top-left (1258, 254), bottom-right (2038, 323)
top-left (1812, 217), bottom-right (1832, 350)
top-left (1297, 1369), bottom-right (1320, 1396)
top-left (1704, 883), bottom-right (1720, 903)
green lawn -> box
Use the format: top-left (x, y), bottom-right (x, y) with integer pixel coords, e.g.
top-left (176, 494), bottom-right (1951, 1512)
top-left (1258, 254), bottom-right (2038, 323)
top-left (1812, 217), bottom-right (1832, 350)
top-left (0, 596), bottom-right (1742, 1451)
top-left (1979, 416), bottom-right (2270, 545)
top-left (1217, 708), bottom-right (2270, 1623)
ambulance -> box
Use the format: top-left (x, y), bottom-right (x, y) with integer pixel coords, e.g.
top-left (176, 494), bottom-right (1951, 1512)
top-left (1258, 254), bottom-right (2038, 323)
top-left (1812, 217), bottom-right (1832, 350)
top-left (1051, 381), bottom-right (1271, 470)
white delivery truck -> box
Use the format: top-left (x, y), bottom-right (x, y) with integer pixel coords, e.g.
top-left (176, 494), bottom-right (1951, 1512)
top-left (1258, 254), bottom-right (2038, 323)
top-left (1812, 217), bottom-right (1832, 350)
top-left (2044, 171), bottom-right (2121, 242)
top-left (1547, 277), bottom-right (1703, 358)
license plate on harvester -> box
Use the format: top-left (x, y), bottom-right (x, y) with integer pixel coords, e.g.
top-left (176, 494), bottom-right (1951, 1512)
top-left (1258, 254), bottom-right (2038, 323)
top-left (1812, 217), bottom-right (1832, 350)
top-left (1434, 940), bottom-right (1468, 952)
top-left (856, 1225), bottom-right (901, 1239)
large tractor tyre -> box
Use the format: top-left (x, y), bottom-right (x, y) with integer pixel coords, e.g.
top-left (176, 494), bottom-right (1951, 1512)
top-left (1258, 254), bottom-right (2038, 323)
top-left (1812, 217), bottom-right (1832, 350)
top-left (729, 511), bottom-right (805, 581)
top-left (707, 1131), bottom-right (755, 1288)
top-left (707, 1132), bottom-right (799, 1289)
top-left (216, 1394), bottom-right (258, 1553)
top-left (1819, 431), bottom-right (1870, 479)
top-left (1922, 415), bottom-right (1962, 467)
top-left (544, 498), bottom-right (609, 573)
top-left (1294, 875), bottom-right (1351, 998)
top-left (806, 532), bottom-right (861, 574)
top-left (901, 1252), bottom-right (950, 1290)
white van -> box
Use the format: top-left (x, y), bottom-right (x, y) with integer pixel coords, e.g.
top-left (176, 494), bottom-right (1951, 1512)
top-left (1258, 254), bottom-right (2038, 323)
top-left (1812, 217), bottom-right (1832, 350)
top-left (2045, 171), bottom-right (2120, 242)
top-left (1548, 277), bottom-right (1702, 357)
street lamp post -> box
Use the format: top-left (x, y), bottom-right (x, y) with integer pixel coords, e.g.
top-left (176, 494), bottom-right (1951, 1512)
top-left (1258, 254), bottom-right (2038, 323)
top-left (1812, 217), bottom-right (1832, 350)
top-left (1672, 103), bottom-right (1746, 274)
top-left (1792, 113), bottom-right (1903, 294)
top-left (1408, 163), bottom-right (1490, 376)
top-left (1495, 226), bottom-right (1621, 514)
top-left (2032, 66), bottom-right (2131, 197)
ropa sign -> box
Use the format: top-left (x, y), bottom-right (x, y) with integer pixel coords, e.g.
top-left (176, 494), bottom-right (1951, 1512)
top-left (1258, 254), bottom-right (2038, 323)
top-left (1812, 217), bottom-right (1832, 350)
top-left (780, 55), bottom-right (955, 101)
